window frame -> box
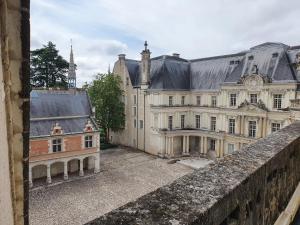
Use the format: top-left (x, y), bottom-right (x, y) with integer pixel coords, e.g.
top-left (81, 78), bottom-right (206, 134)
top-left (181, 96), bottom-right (185, 105)
top-left (228, 144), bottom-right (234, 154)
top-left (52, 138), bottom-right (62, 153)
top-left (210, 139), bottom-right (216, 151)
top-left (168, 116), bottom-right (173, 130)
top-left (250, 93), bottom-right (257, 104)
top-left (196, 96), bottom-right (201, 106)
top-left (211, 96), bottom-right (217, 107)
top-left (273, 94), bottom-right (282, 109)
top-left (248, 121), bottom-right (256, 138)
top-left (169, 96), bottom-right (173, 106)
top-left (84, 135), bottom-right (93, 148)
top-left (211, 116), bottom-right (216, 131)
top-left (271, 123), bottom-right (281, 133)
top-left (229, 118), bottom-right (235, 134)
top-left (230, 93), bottom-right (237, 107)
top-left (180, 115), bottom-right (185, 129)
top-left (195, 115), bottom-right (200, 129)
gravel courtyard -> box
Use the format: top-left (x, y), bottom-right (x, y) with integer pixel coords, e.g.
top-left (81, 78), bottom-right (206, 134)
top-left (29, 147), bottom-right (194, 225)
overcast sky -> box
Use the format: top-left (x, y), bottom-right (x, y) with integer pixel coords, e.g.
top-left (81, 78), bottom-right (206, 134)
top-left (31, 0), bottom-right (300, 87)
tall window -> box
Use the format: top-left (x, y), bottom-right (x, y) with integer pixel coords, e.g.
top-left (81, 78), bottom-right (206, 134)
top-left (250, 94), bottom-right (257, 104)
top-left (140, 120), bottom-right (143, 129)
top-left (133, 95), bottom-right (137, 105)
top-left (273, 94), bottom-right (282, 109)
top-left (211, 117), bottom-right (216, 131)
top-left (230, 94), bottom-right (236, 106)
top-left (169, 96), bottom-right (173, 106)
top-left (195, 115), bottom-right (200, 129)
top-left (248, 121), bottom-right (256, 138)
top-left (85, 135), bottom-right (93, 148)
top-left (134, 119), bottom-right (137, 128)
top-left (168, 116), bottom-right (173, 130)
top-left (228, 144), bottom-right (234, 154)
top-left (196, 96), bottom-right (201, 106)
top-left (210, 139), bottom-right (216, 151)
top-left (181, 96), bottom-right (185, 105)
top-left (52, 139), bottom-right (62, 152)
top-left (229, 119), bottom-right (235, 134)
top-left (211, 96), bottom-right (217, 107)
top-left (271, 123), bottom-right (281, 133)
top-left (133, 107), bottom-right (137, 116)
top-left (154, 114), bottom-right (158, 129)
top-left (181, 115), bottom-right (185, 129)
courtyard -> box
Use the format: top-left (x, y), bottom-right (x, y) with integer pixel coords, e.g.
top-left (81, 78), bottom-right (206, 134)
top-left (29, 147), bottom-right (198, 225)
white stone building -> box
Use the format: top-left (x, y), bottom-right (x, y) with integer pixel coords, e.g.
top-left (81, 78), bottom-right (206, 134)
top-left (111, 42), bottom-right (300, 158)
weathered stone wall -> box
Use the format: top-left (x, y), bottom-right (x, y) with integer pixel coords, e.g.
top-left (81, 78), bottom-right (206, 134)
top-left (87, 122), bottom-right (300, 225)
top-left (0, 0), bottom-right (30, 224)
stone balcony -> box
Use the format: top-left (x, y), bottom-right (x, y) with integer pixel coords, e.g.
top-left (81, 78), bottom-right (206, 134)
top-left (86, 122), bottom-right (300, 225)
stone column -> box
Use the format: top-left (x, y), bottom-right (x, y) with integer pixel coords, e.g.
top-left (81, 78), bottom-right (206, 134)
top-left (241, 116), bottom-right (244, 136)
top-left (220, 139), bottom-right (224, 157)
top-left (200, 136), bottom-right (203, 154)
top-left (29, 167), bottom-right (33, 188)
top-left (204, 136), bottom-right (207, 154)
top-left (263, 118), bottom-right (268, 137)
top-left (236, 116), bottom-right (240, 135)
top-left (259, 117), bottom-right (263, 138)
top-left (186, 136), bottom-right (190, 154)
top-left (46, 164), bottom-right (51, 184)
top-left (171, 136), bottom-right (174, 156)
top-left (94, 156), bottom-right (100, 173)
top-left (63, 162), bottom-right (68, 180)
top-left (182, 136), bottom-right (186, 154)
top-left (216, 139), bottom-right (220, 158)
top-left (79, 159), bottom-right (84, 176)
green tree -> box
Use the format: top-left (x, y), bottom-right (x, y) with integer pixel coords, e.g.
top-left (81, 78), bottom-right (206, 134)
top-left (88, 73), bottom-right (125, 143)
top-left (30, 41), bottom-right (69, 88)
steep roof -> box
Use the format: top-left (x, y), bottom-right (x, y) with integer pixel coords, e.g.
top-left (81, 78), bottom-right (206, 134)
top-left (123, 42), bottom-right (300, 91)
top-left (30, 89), bottom-right (97, 137)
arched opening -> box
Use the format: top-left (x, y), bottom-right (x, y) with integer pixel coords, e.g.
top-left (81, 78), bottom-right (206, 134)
top-left (50, 162), bottom-right (64, 182)
top-left (67, 159), bottom-right (80, 178)
top-left (31, 164), bottom-right (47, 187)
top-left (83, 156), bottom-right (96, 175)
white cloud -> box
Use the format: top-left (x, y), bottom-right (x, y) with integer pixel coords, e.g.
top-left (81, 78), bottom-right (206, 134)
top-left (31, 0), bottom-right (300, 86)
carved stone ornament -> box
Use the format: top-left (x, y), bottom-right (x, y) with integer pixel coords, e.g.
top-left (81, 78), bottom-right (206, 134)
top-left (243, 74), bottom-right (264, 91)
top-left (51, 122), bottom-right (64, 135)
top-left (84, 120), bottom-right (94, 132)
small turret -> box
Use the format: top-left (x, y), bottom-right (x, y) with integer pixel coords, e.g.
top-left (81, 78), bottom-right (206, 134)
top-left (140, 41), bottom-right (151, 89)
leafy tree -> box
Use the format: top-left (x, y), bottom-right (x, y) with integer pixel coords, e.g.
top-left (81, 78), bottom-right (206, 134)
top-left (88, 73), bottom-right (125, 143)
top-left (30, 41), bottom-right (69, 88)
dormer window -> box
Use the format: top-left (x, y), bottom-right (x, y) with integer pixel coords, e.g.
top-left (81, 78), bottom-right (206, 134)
top-left (229, 60), bottom-right (234, 65)
top-left (235, 60), bottom-right (240, 64)
top-left (272, 52), bottom-right (278, 58)
top-left (248, 55), bottom-right (254, 60)
top-left (52, 139), bottom-right (62, 152)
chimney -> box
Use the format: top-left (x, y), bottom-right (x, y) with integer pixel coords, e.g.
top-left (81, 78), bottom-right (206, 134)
top-left (140, 41), bottom-right (151, 89)
top-left (118, 54), bottom-right (126, 61)
top-left (173, 53), bottom-right (180, 58)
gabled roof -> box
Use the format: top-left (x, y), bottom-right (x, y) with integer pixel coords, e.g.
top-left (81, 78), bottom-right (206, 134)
top-left (30, 89), bottom-right (97, 137)
top-left (123, 42), bottom-right (300, 91)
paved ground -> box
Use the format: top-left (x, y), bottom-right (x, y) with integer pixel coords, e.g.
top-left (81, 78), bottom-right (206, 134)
top-left (178, 158), bottom-right (212, 169)
top-left (29, 147), bottom-right (193, 225)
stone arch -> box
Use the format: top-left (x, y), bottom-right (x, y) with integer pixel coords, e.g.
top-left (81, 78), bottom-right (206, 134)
top-left (50, 161), bottom-right (64, 181)
top-left (83, 155), bottom-right (96, 172)
top-left (67, 158), bottom-right (80, 175)
top-left (31, 164), bottom-right (47, 187)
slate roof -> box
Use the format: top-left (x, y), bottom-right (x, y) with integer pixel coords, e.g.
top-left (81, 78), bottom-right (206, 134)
top-left (30, 89), bottom-right (97, 138)
top-left (124, 42), bottom-right (300, 91)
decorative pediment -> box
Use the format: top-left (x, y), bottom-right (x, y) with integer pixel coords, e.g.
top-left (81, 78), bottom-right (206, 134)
top-left (51, 122), bottom-right (64, 135)
top-left (238, 74), bottom-right (271, 89)
top-left (238, 100), bottom-right (269, 112)
top-left (84, 120), bottom-right (94, 132)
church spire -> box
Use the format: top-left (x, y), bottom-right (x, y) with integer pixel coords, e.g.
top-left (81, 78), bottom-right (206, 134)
top-left (68, 39), bottom-right (76, 88)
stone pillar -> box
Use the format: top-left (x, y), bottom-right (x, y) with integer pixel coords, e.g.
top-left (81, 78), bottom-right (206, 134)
top-left (216, 139), bottom-right (220, 158)
top-left (46, 165), bottom-right (51, 184)
top-left (165, 136), bottom-right (169, 155)
top-left (241, 116), bottom-right (244, 136)
top-left (171, 136), bottom-right (174, 156)
top-left (236, 116), bottom-right (241, 135)
top-left (79, 159), bottom-right (84, 176)
top-left (186, 136), bottom-right (190, 154)
top-left (219, 139), bottom-right (224, 157)
top-left (263, 118), bottom-right (268, 137)
top-left (204, 137), bottom-right (207, 154)
top-left (182, 136), bottom-right (186, 154)
top-left (94, 156), bottom-right (100, 173)
top-left (29, 167), bottom-right (33, 188)
top-left (64, 162), bottom-right (68, 180)
top-left (200, 136), bottom-right (203, 154)
top-left (259, 117), bottom-right (263, 138)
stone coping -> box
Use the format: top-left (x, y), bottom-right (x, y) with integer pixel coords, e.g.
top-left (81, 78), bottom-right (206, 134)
top-left (86, 122), bottom-right (300, 225)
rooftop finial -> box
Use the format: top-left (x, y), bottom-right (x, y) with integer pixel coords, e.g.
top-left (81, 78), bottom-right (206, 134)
top-left (144, 40), bottom-right (148, 51)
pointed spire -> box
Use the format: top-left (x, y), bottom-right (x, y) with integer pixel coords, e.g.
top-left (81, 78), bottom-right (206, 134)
top-left (68, 39), bottom-right (76, 88)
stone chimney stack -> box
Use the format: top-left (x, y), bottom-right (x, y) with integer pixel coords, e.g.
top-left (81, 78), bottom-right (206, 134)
top-left (118, 54), bottom-right (126, 61)
top-left (173, 53), bottom-right (180, 58)
top-left (141, 41), bottom-right (151, 90)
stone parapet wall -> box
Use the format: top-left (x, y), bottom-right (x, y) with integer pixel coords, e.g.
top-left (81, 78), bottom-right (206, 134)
top-left (87, 122), bottom-right (300, 225)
